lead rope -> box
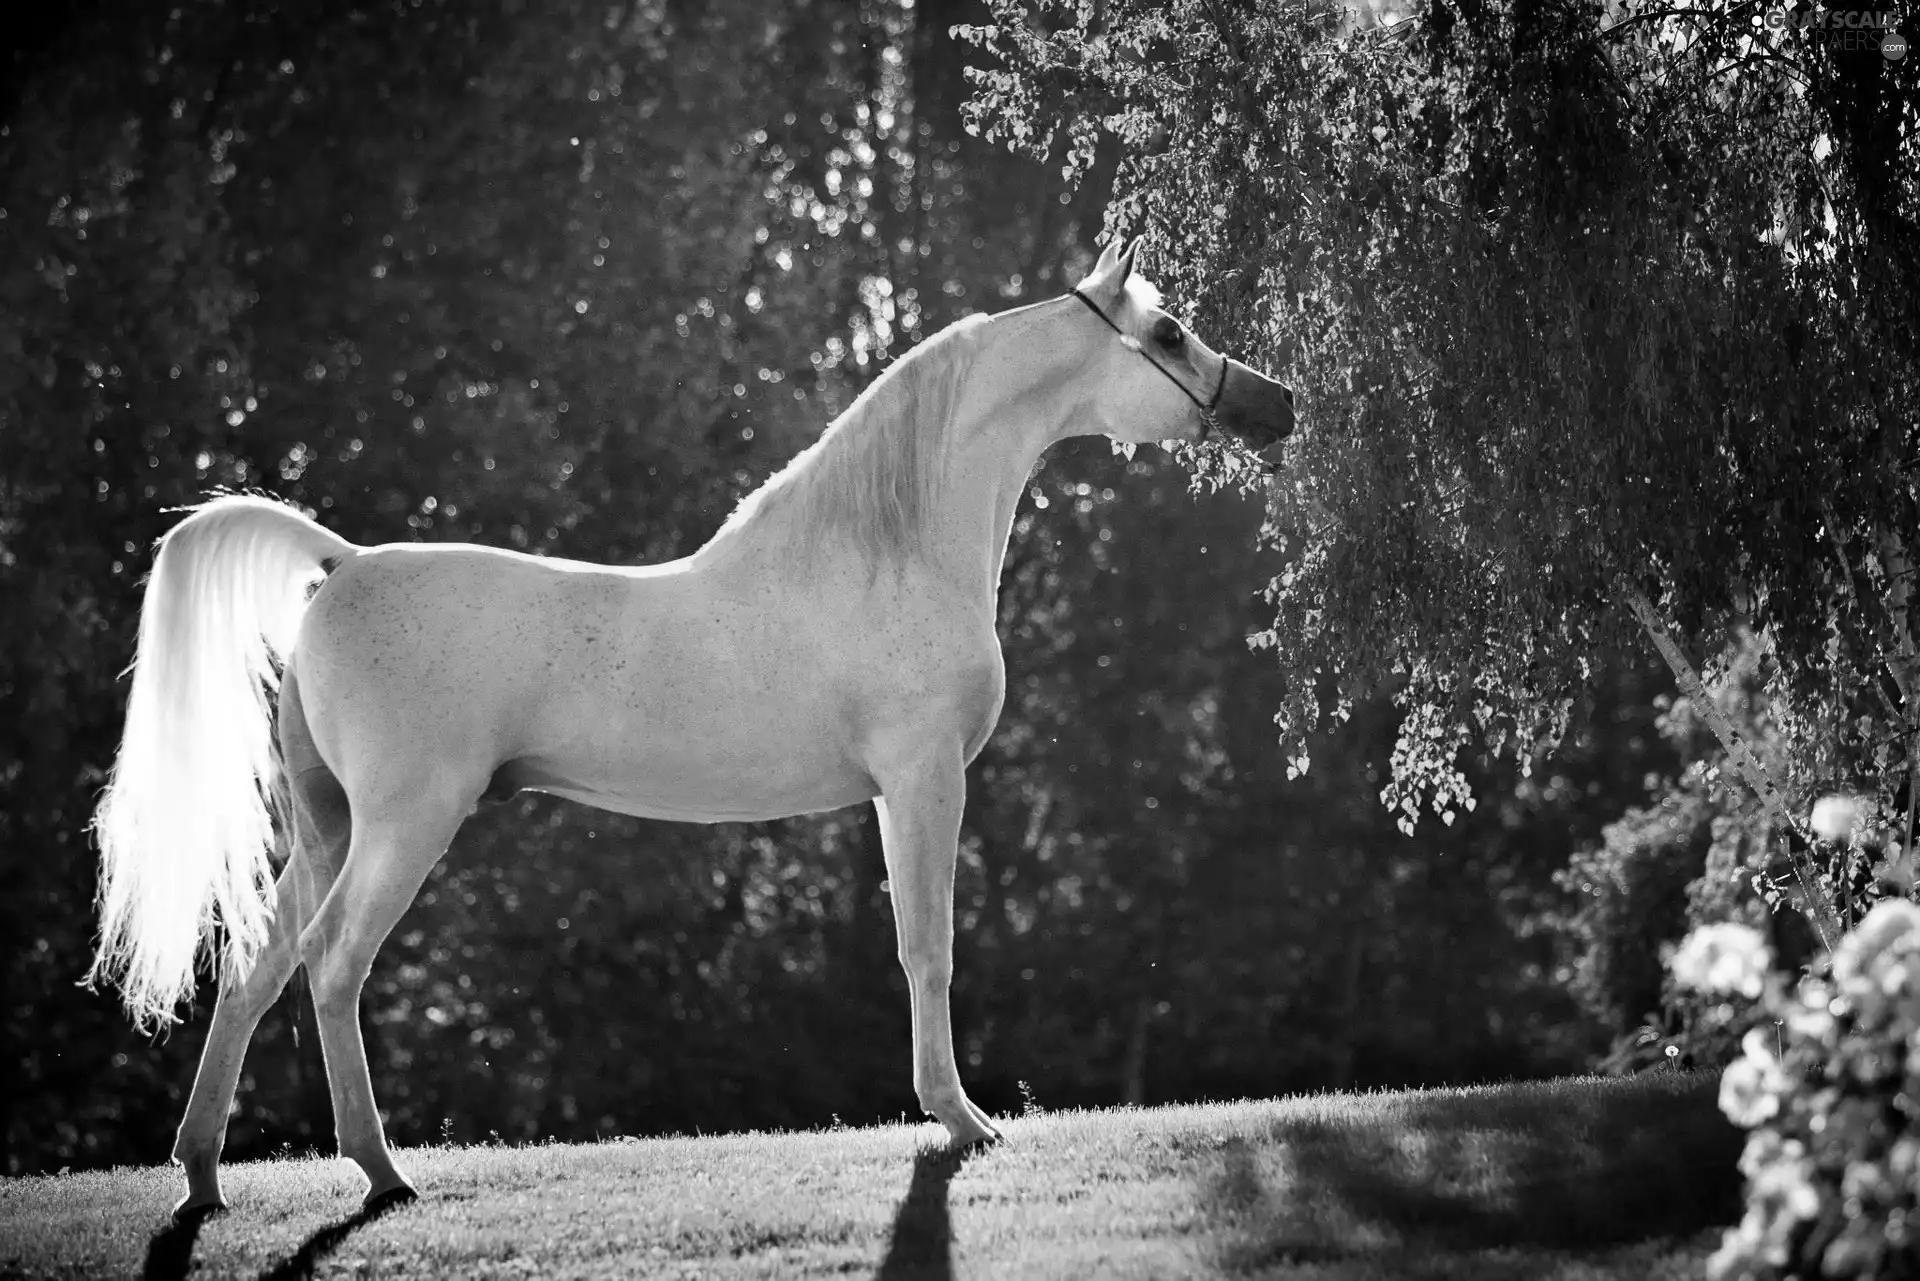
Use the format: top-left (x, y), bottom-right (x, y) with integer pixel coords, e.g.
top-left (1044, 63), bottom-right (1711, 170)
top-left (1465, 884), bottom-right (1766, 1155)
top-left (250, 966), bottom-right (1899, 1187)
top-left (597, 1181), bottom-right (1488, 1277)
top-left (1069, 287), bottom-right (1228, 421)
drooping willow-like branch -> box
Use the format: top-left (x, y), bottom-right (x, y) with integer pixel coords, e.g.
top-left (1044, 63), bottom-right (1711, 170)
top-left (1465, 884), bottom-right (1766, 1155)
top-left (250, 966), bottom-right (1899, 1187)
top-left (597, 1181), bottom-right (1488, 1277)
top-left (1621, 583), bottom-right (1842, 952)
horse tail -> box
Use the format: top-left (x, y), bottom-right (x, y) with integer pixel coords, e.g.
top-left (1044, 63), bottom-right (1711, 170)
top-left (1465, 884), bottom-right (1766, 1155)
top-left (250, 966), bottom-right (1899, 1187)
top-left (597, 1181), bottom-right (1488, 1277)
top-left (89, 494), bottom-right (356, 1031)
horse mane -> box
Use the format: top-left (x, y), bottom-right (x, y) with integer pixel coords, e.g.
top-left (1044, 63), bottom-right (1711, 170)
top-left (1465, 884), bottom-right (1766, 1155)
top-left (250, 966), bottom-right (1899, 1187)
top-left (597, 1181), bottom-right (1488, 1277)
top-left (718, 312), bottom-right (992, 565)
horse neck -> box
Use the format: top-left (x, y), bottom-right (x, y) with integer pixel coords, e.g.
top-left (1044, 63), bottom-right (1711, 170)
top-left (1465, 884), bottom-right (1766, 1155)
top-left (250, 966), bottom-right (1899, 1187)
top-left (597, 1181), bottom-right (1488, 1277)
top-left (917, 351), bottom-right (1080, 607)
top-left (694, 306), bottom-right (1081, 606)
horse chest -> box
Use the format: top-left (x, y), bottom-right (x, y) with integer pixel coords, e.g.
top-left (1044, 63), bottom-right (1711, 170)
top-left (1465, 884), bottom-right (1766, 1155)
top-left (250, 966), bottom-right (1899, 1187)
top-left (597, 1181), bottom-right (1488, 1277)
top-left (856, 624), bottom-right (1005, 764)
top-left (959, 650), bottom-right (1007, 763)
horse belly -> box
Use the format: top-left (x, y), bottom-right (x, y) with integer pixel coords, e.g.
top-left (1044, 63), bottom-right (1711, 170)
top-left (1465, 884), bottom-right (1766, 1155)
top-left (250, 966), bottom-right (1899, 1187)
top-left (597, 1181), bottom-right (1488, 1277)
top-left (514, 716), bottom-right (875, 823)
top-left (510, 630), bottom-right (877, 823)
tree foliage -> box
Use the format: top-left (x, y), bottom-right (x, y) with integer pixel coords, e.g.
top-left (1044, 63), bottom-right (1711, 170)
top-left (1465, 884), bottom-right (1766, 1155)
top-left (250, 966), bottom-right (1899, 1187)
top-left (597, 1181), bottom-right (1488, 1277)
top-left (958, 0), bottom-right (1919, 873)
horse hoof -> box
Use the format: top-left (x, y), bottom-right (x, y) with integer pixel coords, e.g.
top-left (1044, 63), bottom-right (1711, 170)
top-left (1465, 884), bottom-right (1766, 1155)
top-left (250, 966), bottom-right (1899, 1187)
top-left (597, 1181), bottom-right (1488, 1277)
top-left (362, 1184), bottom-right (418, 1215)
top-left (169, 1198), bottom-right (226, 1227)
top-left (944, 1120), bottom-right (1001, 1149)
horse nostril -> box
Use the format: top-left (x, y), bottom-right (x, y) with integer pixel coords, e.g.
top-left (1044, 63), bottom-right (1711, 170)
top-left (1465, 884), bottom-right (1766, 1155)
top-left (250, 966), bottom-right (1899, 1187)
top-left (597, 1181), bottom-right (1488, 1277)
top-left (1282, 384), bottom-right (1295, 410)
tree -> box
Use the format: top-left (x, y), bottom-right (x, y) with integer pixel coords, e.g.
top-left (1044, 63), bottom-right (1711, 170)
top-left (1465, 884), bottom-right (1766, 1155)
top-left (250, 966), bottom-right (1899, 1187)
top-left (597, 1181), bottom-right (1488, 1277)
top-left (958, 0), bottom-right (1920, 945)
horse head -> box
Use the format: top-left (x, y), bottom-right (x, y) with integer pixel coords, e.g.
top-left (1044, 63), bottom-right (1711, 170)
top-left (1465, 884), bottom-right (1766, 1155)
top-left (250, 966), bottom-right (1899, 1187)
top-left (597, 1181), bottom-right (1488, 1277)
top-left (1070, 238), bottom-right (1294, 467)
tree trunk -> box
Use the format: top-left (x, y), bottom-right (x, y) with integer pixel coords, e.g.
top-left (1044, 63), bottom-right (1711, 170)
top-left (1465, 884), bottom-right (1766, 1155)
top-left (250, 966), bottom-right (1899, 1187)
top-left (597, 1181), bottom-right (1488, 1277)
top-left (1120, 993), bottom-right (1153, 1106)
top-left (1324, 910), bottom-right (1369, 1089)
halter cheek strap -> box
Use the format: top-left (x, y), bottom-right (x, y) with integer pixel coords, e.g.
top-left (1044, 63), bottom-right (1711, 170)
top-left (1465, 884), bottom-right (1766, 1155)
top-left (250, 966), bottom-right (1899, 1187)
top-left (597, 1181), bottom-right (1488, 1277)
top-left (1070, 287), bottom-right (1229, 418)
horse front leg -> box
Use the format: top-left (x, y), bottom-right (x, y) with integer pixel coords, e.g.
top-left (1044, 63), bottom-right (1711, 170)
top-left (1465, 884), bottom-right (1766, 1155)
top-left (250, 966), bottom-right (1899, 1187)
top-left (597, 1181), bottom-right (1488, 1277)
top-left (874, 750), bottom-right (1002, 1146)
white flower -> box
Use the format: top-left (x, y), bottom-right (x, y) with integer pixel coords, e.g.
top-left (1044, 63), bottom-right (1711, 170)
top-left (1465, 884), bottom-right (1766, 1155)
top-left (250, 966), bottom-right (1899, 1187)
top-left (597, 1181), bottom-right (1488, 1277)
top-left (1738, 1130), bottom-right (1786, 1180)
top-left (1785, 1001), bottom-right (1834, 1042)
top-left (1841, 1160), bottom-right (1889, 1204)
top-left (1740, 1025), bottom-right (1781, 1066)
top-left (1720, 1056), bottom-right (1781, 1127)
top-left (1832, 899), bottom-right (1920, 987)
top-left (1672, 922), bottom-right (1773, 998)
top-left (1811, 794), bottom-right (1861, 842)
top-left (1889, 1135), bottom-right (1920, 1181)
top-left (1720, 1029), bottom-right (1792, 1129)
top-left (1881, 959), bottom-right (1913, 998)
top-left (1752, 1156), bottom-right (1821, 1223)
top-left (1707, 1214), bottom-right (1765, 1281)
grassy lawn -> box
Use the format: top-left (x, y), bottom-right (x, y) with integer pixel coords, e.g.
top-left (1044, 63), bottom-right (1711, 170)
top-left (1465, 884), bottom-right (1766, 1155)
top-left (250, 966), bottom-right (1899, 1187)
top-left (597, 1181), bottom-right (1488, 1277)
top-left (0, 1072), bottom-right (1740, 1279)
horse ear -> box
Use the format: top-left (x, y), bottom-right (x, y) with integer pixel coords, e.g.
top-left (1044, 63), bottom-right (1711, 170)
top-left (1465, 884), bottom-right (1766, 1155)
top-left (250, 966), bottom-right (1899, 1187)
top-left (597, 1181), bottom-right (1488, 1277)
top-left (1080, 237), bottom-right (1136, 300)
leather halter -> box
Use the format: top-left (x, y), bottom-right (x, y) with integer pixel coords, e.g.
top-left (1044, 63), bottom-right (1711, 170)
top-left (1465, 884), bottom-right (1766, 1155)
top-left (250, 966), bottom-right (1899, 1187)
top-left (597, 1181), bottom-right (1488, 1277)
top-left (1069, 287), bottom-right (1228, 419)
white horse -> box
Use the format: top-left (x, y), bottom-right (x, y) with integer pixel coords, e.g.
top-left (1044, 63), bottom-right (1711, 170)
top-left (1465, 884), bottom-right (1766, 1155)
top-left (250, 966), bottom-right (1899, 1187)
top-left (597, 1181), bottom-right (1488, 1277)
top-left (88, 240), bottom-right (1293, 1216)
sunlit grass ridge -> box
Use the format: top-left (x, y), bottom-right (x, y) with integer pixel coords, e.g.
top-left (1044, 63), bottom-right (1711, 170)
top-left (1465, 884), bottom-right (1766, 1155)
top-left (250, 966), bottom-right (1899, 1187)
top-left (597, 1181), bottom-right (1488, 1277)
top-left (0, 1074), bottom-right (1740, 1279)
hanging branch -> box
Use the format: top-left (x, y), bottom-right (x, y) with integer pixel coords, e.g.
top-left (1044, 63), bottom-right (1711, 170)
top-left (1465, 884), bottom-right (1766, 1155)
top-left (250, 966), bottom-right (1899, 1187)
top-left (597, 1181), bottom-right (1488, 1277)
top-left (1821, 501), bottom-right (1920, 869)
top-left (1875, 530), bottom-right (1920, 866)
top-left (1818, 499), bottom-right (1909, 732)
top-left (1620, 584), bottom-right (1842, 952)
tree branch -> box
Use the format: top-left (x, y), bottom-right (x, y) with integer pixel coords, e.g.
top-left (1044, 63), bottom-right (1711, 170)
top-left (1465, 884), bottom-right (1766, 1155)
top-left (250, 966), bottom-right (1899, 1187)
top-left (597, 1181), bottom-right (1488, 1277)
top-left (1600, 0), bottom-right (1765, 41)
top-left (1620, 583), bottom-right (1842, 951)
top-left (1818, 497), bottom-right (1909, 730)
top-left (1874, 527), bottom-right (1920, 865)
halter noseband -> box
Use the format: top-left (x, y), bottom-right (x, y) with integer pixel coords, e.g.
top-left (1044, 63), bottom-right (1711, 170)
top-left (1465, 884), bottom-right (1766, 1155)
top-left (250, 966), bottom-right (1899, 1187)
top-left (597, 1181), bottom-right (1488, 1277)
top-left (1070, 287), bottom-right (1229, 420)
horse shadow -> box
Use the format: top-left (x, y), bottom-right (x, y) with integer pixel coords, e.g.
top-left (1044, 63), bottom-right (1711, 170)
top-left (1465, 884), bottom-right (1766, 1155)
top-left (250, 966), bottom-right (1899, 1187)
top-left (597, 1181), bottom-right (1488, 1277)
top-left (141, 1189), bottom-right (415, 1281)
top-left (141, 1206), bottom-right (216, 1281)
top-left (255, 1190), bottom-right (417, 1281)
top-left (875, 1144), bottom-right (978, 1281)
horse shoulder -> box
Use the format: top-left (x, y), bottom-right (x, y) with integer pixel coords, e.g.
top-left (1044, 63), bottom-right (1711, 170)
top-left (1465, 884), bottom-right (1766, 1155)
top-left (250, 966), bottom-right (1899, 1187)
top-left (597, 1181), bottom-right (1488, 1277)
top-left (960, 645), bottom-right (1006, 764)
top-left (920, 623), bottom-right (1004, 765)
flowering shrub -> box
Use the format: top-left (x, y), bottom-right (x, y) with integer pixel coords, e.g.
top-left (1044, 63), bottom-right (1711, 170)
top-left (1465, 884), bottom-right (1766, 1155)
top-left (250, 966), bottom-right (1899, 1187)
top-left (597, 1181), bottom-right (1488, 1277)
top-left (1672, 901), bottom-right (1920, 1279)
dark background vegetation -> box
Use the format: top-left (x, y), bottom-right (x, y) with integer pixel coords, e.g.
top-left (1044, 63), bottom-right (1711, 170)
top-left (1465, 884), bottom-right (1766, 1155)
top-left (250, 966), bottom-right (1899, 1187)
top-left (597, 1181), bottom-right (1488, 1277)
top-left (1, 0), bottom-right (1750, 1175)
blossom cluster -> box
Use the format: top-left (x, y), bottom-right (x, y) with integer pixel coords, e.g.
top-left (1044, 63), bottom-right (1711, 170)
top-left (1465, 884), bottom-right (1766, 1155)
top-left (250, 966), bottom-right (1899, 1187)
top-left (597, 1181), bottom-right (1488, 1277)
top-left (1671, 901), bottom-right (1920, 1279)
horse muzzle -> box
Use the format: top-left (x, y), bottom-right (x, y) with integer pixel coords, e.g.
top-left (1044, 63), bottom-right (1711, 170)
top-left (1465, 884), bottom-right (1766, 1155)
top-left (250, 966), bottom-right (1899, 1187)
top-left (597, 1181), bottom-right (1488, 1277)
top-left (1214, 360), bottom-right (1295, 467)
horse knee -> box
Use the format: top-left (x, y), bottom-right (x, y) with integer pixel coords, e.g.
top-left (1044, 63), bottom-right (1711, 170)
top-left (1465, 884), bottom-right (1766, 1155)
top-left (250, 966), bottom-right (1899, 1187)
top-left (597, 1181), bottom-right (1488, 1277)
top-left (173, 1129), bottom-right (220, 1166)
top-left (897, 946), bottom-right (952, 992)
top-left (309, 974), bottom-right (358, 1020)
top-left (304, 942), bottom-right (370, 1017)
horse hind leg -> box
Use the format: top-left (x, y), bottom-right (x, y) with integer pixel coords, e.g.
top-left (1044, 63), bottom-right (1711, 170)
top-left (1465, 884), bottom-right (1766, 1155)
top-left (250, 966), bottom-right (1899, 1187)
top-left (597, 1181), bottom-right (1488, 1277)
top-left (299, 785), bottom-right (469, 1208)
top-left (172, 673), bottom-right (351, 1216)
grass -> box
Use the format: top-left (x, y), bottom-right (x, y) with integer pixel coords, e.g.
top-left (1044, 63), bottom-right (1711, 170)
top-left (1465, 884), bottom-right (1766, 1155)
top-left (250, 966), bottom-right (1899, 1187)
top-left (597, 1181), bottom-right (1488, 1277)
top-left (0, 1073), bottom-right (1742, 1280)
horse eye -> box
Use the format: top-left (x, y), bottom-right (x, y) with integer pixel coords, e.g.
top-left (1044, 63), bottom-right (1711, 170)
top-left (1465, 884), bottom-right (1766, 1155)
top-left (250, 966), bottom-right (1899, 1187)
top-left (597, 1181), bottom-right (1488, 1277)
top-left (1153, 317), bottom-right (1185, 352)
